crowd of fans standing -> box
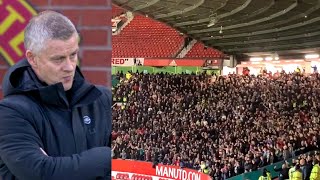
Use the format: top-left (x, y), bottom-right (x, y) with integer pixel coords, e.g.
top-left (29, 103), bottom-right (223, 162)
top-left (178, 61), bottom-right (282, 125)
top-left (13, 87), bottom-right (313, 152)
top-left (112, 70), bottom-right (320, 179)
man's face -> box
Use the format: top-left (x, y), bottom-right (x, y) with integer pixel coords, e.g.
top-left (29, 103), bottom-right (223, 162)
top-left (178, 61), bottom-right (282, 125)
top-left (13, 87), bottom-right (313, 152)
top-left (27, 33), bottom-right (79, 91)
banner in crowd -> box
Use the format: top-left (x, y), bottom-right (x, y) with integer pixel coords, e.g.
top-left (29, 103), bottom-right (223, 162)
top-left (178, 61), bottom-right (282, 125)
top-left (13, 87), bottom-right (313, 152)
top-left (142, 58), bottom-right (222, 67)
top-left (112, 58), bottom-right (145, 66)
top-left (0, 0), bottom-right (37, 66)
top-left (112, 159), bottom-right (212, 180)
top-left (143, 59), bottom-right (205, 67)
top-left (112, 171), bottom-right (174, 180)
top-left (112, 58), bottom-right (222, 67)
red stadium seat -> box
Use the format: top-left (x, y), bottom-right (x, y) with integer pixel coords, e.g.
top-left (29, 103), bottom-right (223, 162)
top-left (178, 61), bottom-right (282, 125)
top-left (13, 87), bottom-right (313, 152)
top-left (112, 15), bottom-right (184, 58)
top-left (185, 42), bottom-right (223, 58)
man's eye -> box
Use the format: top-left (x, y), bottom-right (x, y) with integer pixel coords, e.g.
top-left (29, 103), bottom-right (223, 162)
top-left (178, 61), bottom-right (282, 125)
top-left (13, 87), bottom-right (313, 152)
top-left (53, 58), bottom-right (64, 63)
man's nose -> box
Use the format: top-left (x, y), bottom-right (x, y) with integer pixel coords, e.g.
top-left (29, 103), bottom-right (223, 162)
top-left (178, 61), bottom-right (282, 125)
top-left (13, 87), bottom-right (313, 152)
top-left (63, 58), bottom-right (74, 71)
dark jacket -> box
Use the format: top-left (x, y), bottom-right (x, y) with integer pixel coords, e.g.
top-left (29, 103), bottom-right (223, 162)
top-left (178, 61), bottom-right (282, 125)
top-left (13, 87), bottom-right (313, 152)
top-left (274, 166), bottom-right (289, 180)
top-left (0, 60), bottom-right (112, 180)
top-left (305, 161), bottom-right (313, 180)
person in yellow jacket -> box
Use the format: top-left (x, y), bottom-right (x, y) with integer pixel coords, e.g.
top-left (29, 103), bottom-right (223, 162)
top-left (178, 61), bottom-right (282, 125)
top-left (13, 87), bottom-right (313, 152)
top-left (199, 161), bottom-right (206, 172)
top-left (291, 165), bottom-right (303, 180)
top-left (289, 160), bottom-right (298, 180)
top-left (203, 166), bottom-right (210, 174)
top-left (258, 169), bottom-right (271, 180)
top-left (126, 72), bottom-right (132, 80)
top-left (310, 160), bottom-right (320, 180)
top-left (289, 165), bottom-right (296, 180)
top-left (267, 171), bottom-right (271, 180)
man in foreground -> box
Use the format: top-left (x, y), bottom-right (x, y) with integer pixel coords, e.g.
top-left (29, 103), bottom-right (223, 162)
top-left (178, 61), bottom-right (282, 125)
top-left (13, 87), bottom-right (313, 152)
top-left (0, 11), bottom-right (111, 180)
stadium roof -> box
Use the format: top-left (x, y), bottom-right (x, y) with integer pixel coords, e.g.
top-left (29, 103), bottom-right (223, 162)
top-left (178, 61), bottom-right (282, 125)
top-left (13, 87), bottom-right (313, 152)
top-left (112, 0), bottom-right (320, 57)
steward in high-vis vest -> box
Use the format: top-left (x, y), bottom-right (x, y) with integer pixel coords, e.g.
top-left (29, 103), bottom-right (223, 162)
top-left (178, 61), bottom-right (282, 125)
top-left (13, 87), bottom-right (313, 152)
top-left (310, 160), bottom-right (320, 180)
top-left (289, 164), bottom-right (296, 180)
top-left (203, 167), bottom-right (210, 174)
top-left (292, 165), bottom-right (303, 180)
top-left (258, 169), bottom-right (271, 180)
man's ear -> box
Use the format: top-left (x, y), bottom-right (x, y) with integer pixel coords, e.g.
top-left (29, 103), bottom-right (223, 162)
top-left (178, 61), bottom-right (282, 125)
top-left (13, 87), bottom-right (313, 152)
top-left (26, 50), bottom-right (38, 68)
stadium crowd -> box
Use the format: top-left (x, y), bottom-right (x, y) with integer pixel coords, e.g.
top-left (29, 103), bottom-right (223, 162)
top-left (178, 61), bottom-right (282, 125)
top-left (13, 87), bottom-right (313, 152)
top-left (112, 70), bottom-right (320, 179)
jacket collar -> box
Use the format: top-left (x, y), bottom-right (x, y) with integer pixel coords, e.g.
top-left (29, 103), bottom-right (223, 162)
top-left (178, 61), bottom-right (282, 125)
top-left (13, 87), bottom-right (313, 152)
top-left (3, 59), bottom-right (102, 108)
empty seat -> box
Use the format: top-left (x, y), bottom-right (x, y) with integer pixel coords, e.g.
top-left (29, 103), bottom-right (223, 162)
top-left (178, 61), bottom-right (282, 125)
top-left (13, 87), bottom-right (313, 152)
top-left (112, 15), bottom-right (184, 58)
top-left (185, 42), bottom-right (223, 58)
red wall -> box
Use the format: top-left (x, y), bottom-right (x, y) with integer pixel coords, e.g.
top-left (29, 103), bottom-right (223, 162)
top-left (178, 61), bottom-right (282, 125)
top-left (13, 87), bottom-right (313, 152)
top-left (0, 0), bottom-right (112, 99)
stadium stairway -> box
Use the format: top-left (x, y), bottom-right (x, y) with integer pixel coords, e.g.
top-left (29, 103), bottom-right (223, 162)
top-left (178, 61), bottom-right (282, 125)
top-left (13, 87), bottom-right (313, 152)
top-left (176, 39), bottom-right (197, 58)
top-left (113, 13), bottom-right (134, 35)
top-left (184, 42), bottom-right (222, 58)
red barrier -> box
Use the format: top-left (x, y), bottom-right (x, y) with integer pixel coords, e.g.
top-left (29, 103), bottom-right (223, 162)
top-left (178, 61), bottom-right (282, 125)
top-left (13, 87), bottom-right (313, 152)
top-left (143, 59), bottom-right (206, 67)
top-left (111, 58), bottom-right (222, 67)
top-left (112, 159), bottom-right (212, 180)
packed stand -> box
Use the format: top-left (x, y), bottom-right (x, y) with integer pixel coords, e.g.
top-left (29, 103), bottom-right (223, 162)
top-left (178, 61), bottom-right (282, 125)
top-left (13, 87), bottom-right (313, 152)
top-left (112, 71), bottom-right (320, 179)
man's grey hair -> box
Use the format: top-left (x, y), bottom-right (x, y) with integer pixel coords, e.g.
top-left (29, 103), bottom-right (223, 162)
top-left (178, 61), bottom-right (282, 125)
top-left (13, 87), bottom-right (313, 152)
top-left (24, 10), bottom-right (78, 55)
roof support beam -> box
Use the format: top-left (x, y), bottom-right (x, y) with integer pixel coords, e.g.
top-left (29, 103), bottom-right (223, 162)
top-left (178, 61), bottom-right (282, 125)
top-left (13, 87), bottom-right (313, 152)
top-left (200, 16), bottom-right (320, 40)
top-left (211, 31), bottom-right (320, 46)
top-left (190, 1), bottom-right (297, 34)
top-left (225, 40), bottom-right (320, 52)
top-left (174, 0), bottom-right (252, 26)
top-left (154, 0), bottom-right (205, 19)
top-left (133, 0), bottom-right (160, 11)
